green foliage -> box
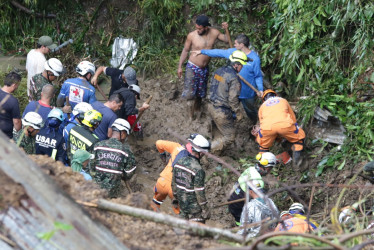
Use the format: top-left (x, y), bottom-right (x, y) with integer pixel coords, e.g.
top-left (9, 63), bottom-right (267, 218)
top-left (36, 221), bottom-right (73, 249)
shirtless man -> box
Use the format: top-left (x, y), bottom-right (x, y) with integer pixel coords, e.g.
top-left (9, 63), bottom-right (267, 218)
top-left (177, 15), bottom-right (229, 119)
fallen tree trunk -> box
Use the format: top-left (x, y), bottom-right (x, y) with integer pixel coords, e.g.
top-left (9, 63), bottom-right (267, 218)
top-left (0, 131), bottom-right (126, 249)
top-left (96, 199), bottom-right (251, 243)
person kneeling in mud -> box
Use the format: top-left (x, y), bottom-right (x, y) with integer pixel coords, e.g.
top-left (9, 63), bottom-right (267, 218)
top-left (91, 118), bottom-right (136, 198)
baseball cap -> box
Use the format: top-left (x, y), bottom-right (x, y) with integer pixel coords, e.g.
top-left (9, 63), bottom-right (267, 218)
top-left (38, 36), bottom-right (57, 50)
top-left (123, 66), bottom-right (137, 85)
top-left (196, 15), bottom-right (211, 27)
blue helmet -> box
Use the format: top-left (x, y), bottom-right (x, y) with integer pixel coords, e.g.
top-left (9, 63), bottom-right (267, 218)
top-left (48, 108), bottom-right (64, 122)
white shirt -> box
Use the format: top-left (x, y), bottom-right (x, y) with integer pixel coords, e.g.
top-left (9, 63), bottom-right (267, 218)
top-left (26, 49), bottom-right (46, 98)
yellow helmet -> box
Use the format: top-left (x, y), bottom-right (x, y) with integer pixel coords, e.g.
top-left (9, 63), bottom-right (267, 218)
top-left (229, 50), bottom-right (248, 65)
top-left (82, 110), bottom-right (102, 128)
top-left (262, 89), bottom-right (277, 101)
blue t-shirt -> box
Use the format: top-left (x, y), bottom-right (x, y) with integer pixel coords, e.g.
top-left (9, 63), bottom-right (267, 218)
top-left (23, 100), bottom-right (52, 122)
top-left (201, 48), bottom-right (263, 99)
top-left (63, 119), bottom-right (79, 145)
top-left (57, 78), bottom-right (97, 109)
top-left (0, 89), bottom-right (20, 138)
top-left (92, 101), bottom-right (117, 141)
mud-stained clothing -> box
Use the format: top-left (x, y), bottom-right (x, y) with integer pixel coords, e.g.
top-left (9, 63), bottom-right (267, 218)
top-left (68, 124), bottom-right (99, 161)
top-left (152, 140), bottom-right (185, 214)
top-left (13, 130), bottom-right (36, 154)
top-left (92, 138), bottom-right (136, 198)
top-left (274, 217), bottom-right (313, 233)
top-left (208, 65), bottom-right (242, 152)
top-left (238, 197), bottom-right (279, 236)
top-left (228, 166), bottom-right (264, 224)
top-left (35, 126), bottom-right (66, 163)
top-left (172, 154), bottom-right (207, 221)
top-left (256, 97), bottom-right (305, 152)
top-left (58, 78), bottom-right (96, 109)
top-left (113, 87), bottom-right (138, 119)
top-left (182, 61), bottom-right (209, 100)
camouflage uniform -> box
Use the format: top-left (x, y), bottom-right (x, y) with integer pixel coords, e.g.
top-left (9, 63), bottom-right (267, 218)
top-left (208, 65), bottom-right (242, 152)
top-left (29, 73), bottom-right (57, 106)
top-left (13, 129), bottom-right (36, 154)
top-left (92, 138), bottom-right (136, 198)
top-left (172, 154), bottom-right (207, 222)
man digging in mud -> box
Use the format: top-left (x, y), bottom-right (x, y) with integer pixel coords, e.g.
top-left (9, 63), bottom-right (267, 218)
top-left (177, 15), bottom-right (230, 120)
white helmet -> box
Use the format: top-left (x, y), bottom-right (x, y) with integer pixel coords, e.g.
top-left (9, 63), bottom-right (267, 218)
top-left (22, 112), bottom-right (43, 129)
top-left (76, 61), bottom-right (95, 76)
top-left (289, 202), bottom-right (305, 213)
top-left (129, 84), bottom-right (141, 95)
top-left (44, 58), bottom-right (64, 76)
top-left (112, 118), bottom-right (131, 135)
top-left (72, 102), bottom-right (93, 116)
top-left (188, 134), bottom-right (210, 152)
top-left (257, 152), bottom-right (277, 167)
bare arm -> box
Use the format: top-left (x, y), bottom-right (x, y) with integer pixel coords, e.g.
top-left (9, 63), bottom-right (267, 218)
top-left (217, 22), bottom-right (229, 43)
top-left (13, 118), bottom-right (22, 131)
top-left (177, 34), bottom-right (193, 78)
top-left (91, 66), bottom-right (106, 87)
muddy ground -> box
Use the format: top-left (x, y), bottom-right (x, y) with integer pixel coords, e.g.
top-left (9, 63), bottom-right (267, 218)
top-left (1, 74), bottom-right (374, 249)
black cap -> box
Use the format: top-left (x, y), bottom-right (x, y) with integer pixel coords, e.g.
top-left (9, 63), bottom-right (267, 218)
top-left (196, 15), bottom-right (211, 27)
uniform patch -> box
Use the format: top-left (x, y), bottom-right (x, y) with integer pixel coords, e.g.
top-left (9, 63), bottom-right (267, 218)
top-left (214, 74), bottom-right (225, 83)
top-left (69, 86), bottom-right (84, 103)
top-left (266, 98), bottom-right (280, 106)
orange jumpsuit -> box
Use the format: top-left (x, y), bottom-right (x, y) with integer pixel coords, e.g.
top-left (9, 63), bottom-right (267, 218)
top-left (152, 140), bottom-right (185, 214)
top-left (256, 97), bottom-right (305, 152)
top-left (274, 217), bottom-right (313, 233)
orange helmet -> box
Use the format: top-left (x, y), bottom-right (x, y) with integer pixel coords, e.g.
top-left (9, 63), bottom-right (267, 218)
top-left (262, 89), bottom-right (277, 101)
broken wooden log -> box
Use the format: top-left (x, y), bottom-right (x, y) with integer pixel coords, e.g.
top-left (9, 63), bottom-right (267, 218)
top-left (0, 131), bottom-right (126, 249)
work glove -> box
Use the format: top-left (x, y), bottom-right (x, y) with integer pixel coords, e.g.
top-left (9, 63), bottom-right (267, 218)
top-left (201, 205), bottom-right (211, 220)
top-left (159, 152), bottom-right (167, 163)
top-left (172, 199), bottom-right (179, 208)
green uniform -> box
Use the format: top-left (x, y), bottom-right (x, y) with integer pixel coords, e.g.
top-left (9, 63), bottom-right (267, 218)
top-left (30, 73), bottom-right (57, 106)
top-left (172, 154), bottom-right (207, 222)
top-left (13, 129), bottom-right (36, 154)
top-left (92, 138), bottom-right (136, 198)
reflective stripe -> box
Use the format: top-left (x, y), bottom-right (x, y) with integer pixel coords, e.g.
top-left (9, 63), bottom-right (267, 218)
top-left (70, 129), bottom-right (93, 146)
top-left (175, 164), bottom-right (196, 176)
top-left (176, 184), bottom-right (195, 192)
top-left (125, 166), bottom-right (136, 174)
top-left (294, 123), bottom-right (299, 134)
top-left (94, 146), bottom-right (128, 157)
top-left (194, 187), bottom-right (205, 191)
top-left (67, 82), bottom-right (95, 92)
top-left (95, 166), bottom-right (122, 174)
top-left (51, 149), bottom-right (57, 160)
top-left (259, 129), bottom-right (263, 138)
top-left (152, 198), bottom-right (163, 205)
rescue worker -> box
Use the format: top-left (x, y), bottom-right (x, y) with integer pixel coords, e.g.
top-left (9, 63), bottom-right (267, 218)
top-left (228, 152), bottom-right (277, 226)
top-left (92, 118), bottom-right (136, 198)
top-left (23, 84), bottom-right (55, 122)
top-left (208, 50), bottom-right (246, 154)
top-left (35, 108), bottom-right (66, 163)
top-left (151, 139), bottom-right (187, 214)
top-left (57, 61), bottom-right (97, 110)
top-left (237, 183), bottom-right (279, 236)
top-left (288, 203), bottom-right (319, 230)
top-left (172, 134), bottom-right (211, 223)
top-left (29, 58), bottom-right (64, 104)
top-left (257, 90), bottom-right (306, 168)
top-left (68, 110), bottom-right (101, 162)
top-left (274, 211), bottom-right (313, 233)
top-left (13, 112), bottom-right (43, 154)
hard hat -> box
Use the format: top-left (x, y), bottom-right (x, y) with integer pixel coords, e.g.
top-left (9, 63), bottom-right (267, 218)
top-left (72, 102), bottom-right (93, 116)
top-left (22, 112), bottom-right (43, 129)
top-left (188, 133), bottom-right (211, 152)
top-left (229, 50), bottom-right (248, 66)
top-left (111, 118), bottom-right (131, 135)
top-left (82, 110), bottom-right (102, 128)
top-left (256, 152), bottom-right (277, 167)
top-left (44, 58), bottom-right (64, 76)
top-left (76, 61), bottom-right (95, 76)
top-left (129, 84), bottom-right (141, 95)
top-left (262, 89), bottom-right (277, 101)
top-left (48, 108), bottom-right (64, 122)
top-left (280, 211), bottom-right (291, 218)
top-left (289, 202), bottom-right (305, 213)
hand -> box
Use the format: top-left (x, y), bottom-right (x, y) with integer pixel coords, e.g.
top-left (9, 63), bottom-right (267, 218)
top-left (258, 91), bottom-right (263, 98)
top-left (159, 152), bottom-right (167, 163)
top-left (191, 50), bottom-right (201, 56)
top-left (251, 124), bottom-right (260, 137)
top-left (62, 105), bottom-right (72, 114)
top-left (201, 206), bottom-right (211, 220)
top-left (142, 103), bottom-right (150, 110)
top-left (177, 67), bottom-right (183, 79)
top-left (172, 199), bottom-right (179, 209)
top-left (91, 76), bottom-right (98, 87)
top-left (221, 22), bottom-right (229, 29)
top-left (236, 112), bottom-right (243, 122)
